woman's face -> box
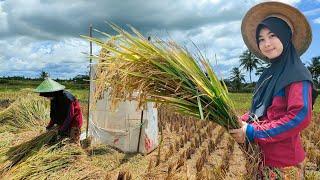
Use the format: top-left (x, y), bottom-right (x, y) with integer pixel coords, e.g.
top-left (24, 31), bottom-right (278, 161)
top-left (258, 27), bottom-right (283, 60)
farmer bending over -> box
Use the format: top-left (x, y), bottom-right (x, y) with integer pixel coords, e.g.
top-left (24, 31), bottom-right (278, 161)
top-left (34, 77), bottom-right (83, 144)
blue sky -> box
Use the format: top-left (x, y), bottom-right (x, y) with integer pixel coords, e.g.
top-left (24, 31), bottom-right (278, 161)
top-left (0, 0), bottom-right (319, 81)
top-left (297, 0), bottom-right (320, 64)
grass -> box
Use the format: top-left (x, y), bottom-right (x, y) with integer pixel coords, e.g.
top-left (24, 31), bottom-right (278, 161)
top-left (0, 80), bottom-right (89, 104)
top-left (68, 89), bottom-right (89, 103)
top-left (313, 96), bottom-right (320, 114)
top-left (229, 93), bottom-right (252, 113)
top-left (0, 79), bottom-right (88, 93)
top-left (230, 92), bottom-right (320, 114)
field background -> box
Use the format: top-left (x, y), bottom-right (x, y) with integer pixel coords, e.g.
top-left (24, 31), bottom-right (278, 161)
top-left (0, 80), bottom-right (319, 179)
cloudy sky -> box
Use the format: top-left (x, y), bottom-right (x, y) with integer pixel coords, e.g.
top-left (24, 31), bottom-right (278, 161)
top-left (0, 0), bottom-right (319, 81)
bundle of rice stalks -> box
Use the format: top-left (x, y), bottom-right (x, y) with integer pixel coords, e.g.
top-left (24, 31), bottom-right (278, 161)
top-left (85, 23), bottom-right (239, 129)
top-left (0, 93), bottom-right (49, 132)
top-left (84, 23), bottom-right (263, 178)
top-left (0, 129), bottom-right (58, 174)
top-left (0, 130), bottom-right (42, 165)
top-left (3, 141), bottom-right (104, 180)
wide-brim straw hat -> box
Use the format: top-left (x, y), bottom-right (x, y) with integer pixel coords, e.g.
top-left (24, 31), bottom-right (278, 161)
top-left (241, 1), bottom-right (312, 61)
top-left (34, 77), bottom-right (65, 93)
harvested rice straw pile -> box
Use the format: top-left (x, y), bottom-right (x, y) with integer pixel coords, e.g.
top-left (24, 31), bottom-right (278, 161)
top-left (0, 132), bottom-right (15, 163)
top-left (87, 144), bottom-right (149, 179)
top-left (0, 93), bottom-right (50, 132)
top-left (0, 130), bottom-right (58, 175)
top-left (85, 23), bottom-right (240, 130)
top-left (0, 88), bottom-right (32, 102)
top-left (0, 129), bottom-right (42, 166)
top-left (3, 141), bottom-right (105, 180)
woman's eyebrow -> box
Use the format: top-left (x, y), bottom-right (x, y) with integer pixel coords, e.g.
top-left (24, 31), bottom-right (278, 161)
top-left (259, 31), bottom-right (273, 38)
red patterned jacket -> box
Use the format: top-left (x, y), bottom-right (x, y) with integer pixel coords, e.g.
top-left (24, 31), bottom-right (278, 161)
top-left (47, 91), bottom-right (83, 134)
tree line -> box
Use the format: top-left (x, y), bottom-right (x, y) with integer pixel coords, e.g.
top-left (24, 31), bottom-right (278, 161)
top-left (0, 71), bottom-right (90, 91)
top-left (227, 50), bottom-right (320, 92)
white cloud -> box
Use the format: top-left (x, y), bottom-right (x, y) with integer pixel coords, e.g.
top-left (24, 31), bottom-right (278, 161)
top-left (0, 0), bottom-right (304, 79)
top-left (0, 2), bottom-right (8, 33)
top-left (303, 8), bottom-right (320, 16)
top-left (314, 17), bottom-right (320, 24)
top-left (0, 37), bottom-right (98, 78)
top-left (256, 0), bottom-right (300, 5)
top-left (0, 0), bottom-right (255, 39)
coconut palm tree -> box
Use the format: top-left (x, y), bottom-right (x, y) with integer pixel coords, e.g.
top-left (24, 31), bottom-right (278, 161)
top-left (39, 71), bottom-right (49, 79)
top-left (239, 50), bottom-right (262, 83)
top-left (229, 67), bottom-right (245, 91)
top-left (307, 56), bottom-right (320, 84)
top-left (255, 61), bottom-right (271, 76)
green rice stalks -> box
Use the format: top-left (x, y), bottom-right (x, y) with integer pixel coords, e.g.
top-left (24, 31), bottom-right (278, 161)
top-left (84, 23), bottom-right (240, 129)
top-left (0, 93), bottom-right (49, 132)
top-left (0, 130), bottom-right (58, 175)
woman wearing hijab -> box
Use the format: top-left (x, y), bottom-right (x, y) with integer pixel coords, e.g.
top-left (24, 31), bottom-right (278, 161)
top-left (230, 2), bottom-right (318, 179)
top-left (34, 78), bottom-right (83, 144)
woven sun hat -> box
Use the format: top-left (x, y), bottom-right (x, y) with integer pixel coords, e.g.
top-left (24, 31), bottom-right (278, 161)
top-left (241, 1), bottom-right (312, 61)
top-left (34, 77), bottom-right (65, 93)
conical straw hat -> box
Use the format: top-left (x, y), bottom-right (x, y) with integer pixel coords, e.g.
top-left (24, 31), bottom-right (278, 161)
top-left (34, 78), bottom-right (65, 93)
top-left (241, 1), bottom-right (312, 61)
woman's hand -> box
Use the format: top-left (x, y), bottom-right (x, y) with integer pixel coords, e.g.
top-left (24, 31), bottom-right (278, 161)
top-left (229, 118), bottom-right (248, 144)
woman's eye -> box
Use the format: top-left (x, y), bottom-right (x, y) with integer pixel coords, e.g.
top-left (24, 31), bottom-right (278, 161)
top-left (270, 34), bottom-right (276, 38)
top-left (259, 39), bottom-right (264, 42)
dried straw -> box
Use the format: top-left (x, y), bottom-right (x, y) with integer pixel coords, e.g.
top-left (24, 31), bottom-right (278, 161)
top-left (84, 23), bottom-right (239, 129)
top-left (0, 93), bottom-right (49, 132)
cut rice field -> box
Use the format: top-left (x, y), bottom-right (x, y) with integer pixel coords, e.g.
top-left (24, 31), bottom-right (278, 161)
top-left (0, 89), bottom-right (319, 179)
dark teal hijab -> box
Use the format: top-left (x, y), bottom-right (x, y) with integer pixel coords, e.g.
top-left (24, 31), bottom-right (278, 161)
top-left (250, 17), bottom-right (316, 118)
